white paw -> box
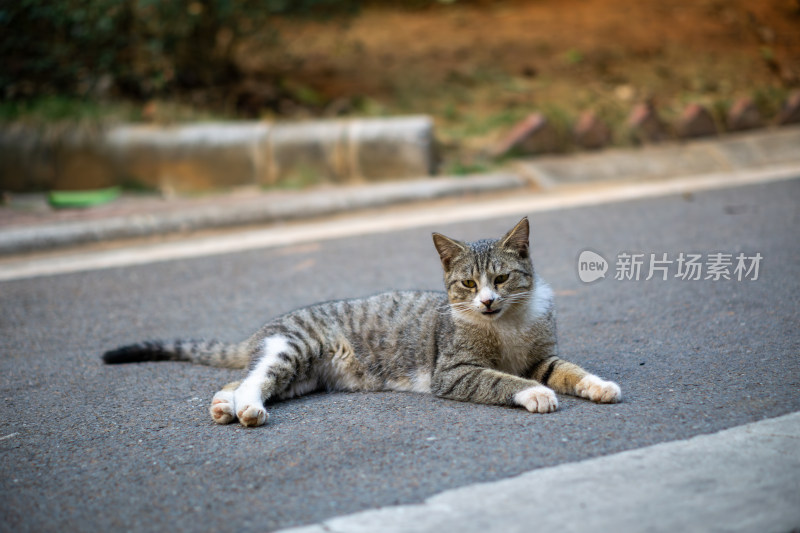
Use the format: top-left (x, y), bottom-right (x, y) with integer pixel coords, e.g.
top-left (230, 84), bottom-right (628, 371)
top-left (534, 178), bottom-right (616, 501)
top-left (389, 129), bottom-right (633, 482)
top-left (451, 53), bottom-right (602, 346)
top-left (210, 387), bottom-right (270, 427)
top-left (209, 390), bottom-right (236, 424)
top-left (575, 375), bottom-right (622, 403)
top-left (234, 384), bottom-right (269, 427)
top-left (237, 405), bottom-right (268, 427)
top-left (514, 385), bottom-right (558, 413)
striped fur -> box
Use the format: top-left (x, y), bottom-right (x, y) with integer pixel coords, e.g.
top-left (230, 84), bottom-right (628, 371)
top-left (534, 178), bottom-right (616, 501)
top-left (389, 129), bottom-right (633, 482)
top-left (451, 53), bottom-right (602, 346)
top-left (103, 217), bottom-right (621, 427)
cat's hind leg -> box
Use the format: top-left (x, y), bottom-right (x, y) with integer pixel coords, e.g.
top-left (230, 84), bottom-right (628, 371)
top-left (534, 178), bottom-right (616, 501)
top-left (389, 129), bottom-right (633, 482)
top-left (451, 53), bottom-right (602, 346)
top-left (225, 335), bottom-right (307, 427)
top-left (209, 381), bottom-right (239, 424)
top-left (232, 336), bottom-right (289, 426)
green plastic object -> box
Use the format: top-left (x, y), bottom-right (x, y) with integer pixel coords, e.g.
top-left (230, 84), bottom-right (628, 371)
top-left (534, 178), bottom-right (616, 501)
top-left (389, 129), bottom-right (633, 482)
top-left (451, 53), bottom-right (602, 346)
top-left (48, 187), bottom-right (120, 208)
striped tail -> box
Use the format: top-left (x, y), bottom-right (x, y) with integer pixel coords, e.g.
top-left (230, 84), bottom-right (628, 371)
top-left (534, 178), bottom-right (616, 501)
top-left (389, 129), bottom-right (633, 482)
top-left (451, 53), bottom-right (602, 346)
top-left (102, 339), bottom-right (251, 369)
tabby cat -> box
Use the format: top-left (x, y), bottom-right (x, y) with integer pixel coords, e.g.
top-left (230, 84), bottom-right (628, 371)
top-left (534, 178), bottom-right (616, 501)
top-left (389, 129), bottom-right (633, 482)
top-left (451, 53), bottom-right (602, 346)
top-left (103, 217), bottom-right (621, 427)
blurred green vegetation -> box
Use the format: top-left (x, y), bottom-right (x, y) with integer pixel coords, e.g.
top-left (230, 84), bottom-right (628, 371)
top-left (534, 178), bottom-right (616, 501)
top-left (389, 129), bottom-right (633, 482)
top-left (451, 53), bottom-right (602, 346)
top-left (0, 0), bottom-right (479, 124)
top-left (0, 0), bottom-right (361, 104)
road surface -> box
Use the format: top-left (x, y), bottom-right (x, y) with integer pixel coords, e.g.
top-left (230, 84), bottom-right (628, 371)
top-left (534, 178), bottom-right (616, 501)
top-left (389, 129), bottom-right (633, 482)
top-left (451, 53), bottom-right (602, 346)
top-left (1, 176), bottom-right (798, 532)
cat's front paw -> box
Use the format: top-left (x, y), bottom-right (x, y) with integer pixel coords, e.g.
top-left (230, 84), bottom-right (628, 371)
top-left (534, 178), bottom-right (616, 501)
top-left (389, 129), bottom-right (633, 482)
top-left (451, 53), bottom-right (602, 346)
top-left (514, 385), bottom-right (558, 413)
top-left (575, 375), bottom-right (621, 403)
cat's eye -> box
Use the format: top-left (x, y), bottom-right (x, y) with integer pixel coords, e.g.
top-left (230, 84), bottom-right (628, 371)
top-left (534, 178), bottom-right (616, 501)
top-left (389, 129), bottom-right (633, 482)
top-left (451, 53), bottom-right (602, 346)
top-left (494, 274), bottom-right (509, 285)
top-left (461, 279), bottom-right (477, 289)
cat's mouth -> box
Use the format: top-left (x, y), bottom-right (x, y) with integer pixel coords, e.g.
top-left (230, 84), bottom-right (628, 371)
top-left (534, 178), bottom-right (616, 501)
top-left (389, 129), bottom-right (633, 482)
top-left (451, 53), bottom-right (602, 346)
top-left (481, 308), bottom-right (502, 316)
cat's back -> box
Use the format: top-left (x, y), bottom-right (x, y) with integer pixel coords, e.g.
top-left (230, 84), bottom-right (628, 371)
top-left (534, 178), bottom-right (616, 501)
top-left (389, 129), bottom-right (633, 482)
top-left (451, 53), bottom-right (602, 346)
top-left (318, 289), bottom-right (449, 338)
top-left (261, 289), bottom-right (451, 351)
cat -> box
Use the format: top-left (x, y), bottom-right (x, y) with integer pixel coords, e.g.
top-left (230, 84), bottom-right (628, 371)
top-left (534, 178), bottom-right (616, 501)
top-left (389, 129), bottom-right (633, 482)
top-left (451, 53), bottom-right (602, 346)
top-left (102, 217), bottom-right (621, 427)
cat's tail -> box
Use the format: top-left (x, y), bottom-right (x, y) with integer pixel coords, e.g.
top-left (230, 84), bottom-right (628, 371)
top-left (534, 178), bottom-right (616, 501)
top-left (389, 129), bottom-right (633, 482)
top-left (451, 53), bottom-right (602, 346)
top-left (102, 339), bottom-right (251, 369)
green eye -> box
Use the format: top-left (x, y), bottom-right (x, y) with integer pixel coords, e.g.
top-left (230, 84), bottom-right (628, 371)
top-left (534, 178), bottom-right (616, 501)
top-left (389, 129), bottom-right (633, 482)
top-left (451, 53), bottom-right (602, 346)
top-left (494, 274), bottom-right (509, 285)
top-left (462, 279), bottom-right (477, 289)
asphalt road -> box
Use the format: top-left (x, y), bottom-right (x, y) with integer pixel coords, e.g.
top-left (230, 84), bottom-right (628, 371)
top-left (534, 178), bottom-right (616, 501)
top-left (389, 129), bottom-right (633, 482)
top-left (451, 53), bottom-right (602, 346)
top-left (1, 178), bottom-right (799, 532)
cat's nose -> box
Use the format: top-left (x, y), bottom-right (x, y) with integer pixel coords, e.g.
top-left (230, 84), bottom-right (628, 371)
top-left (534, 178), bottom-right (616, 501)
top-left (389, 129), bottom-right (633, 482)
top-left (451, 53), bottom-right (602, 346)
top-left (480, 297), bottom-right (495, 309)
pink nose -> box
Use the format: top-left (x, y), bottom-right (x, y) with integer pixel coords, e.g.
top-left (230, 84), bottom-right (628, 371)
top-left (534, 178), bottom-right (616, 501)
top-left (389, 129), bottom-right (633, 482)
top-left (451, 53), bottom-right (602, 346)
top-left (481, 297), bottom-right (495, 309)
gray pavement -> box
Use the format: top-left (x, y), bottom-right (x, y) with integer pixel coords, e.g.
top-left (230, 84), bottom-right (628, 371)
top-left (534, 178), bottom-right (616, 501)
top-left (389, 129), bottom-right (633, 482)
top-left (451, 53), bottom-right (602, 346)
top-left (1, 176), bottom-right (799, 532)
top-left (282, 412), bottom-right (800, 533)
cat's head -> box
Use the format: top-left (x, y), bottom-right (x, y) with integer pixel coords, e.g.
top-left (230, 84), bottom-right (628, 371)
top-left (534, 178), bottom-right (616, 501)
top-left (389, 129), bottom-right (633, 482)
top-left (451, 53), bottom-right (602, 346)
top-left (432, 217), bottom-right (534, 323)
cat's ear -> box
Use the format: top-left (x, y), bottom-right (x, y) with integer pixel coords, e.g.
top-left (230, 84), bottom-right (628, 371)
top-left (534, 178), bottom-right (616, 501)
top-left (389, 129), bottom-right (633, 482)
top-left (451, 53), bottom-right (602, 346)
top-left (432, 233), bottom-right (466, 270)
top-left (500, 217), bottom-right (530, 259)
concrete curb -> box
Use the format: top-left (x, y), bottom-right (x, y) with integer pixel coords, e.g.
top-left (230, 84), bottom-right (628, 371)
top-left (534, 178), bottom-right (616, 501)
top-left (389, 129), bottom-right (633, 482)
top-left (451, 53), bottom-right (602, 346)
top-left (0, 116), bottom-right (435, 194)
top-left (0, 173), bottom-right (526, 255)
top-left (277, 412), bottom-right (800, 533)
top-left (516, 125), bottom-right (800, 188)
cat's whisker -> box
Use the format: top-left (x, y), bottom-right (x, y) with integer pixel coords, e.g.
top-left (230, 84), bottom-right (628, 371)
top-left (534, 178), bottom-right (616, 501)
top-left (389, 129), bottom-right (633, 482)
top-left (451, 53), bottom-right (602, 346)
top-left (499, 292), bottom-right (532, 303)
top-left (445, 301), bottom-right (472, 308)
top-left (437, 301), bottom-right (475, 316)
top-left (503, 291), bottom-right (531, 299)
top-left (500, 296), bottom-right (530, 305)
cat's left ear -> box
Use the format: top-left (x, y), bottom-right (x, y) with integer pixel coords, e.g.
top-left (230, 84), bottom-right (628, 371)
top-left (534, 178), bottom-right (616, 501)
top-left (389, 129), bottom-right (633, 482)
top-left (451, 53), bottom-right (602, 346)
top-left (500, 217), bottom-right (530, 259)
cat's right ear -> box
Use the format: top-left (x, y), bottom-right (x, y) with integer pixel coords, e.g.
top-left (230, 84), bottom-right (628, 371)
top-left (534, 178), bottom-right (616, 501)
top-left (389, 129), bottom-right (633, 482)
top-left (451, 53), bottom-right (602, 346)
top-left (432, 233), bottom-right (466, 270)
